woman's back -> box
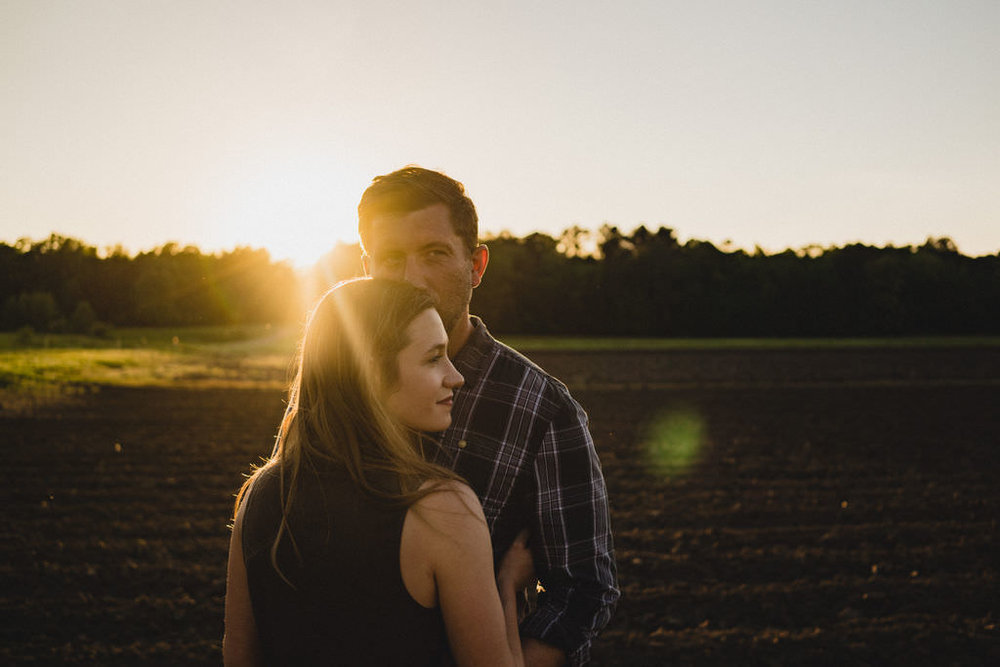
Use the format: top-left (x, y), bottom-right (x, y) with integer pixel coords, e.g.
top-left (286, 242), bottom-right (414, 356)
top-left (239, 464), bottom-right (447, 666)
top-left (225, 279), bottom-right (527, 666)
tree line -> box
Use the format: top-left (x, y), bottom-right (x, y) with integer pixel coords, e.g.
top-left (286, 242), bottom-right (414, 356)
top-left (2, 229), bottom-right (997, 337)
top-left (0, 235), bottom-right (300, 334)
top-left (473, 227), bottom-right (1000, 337)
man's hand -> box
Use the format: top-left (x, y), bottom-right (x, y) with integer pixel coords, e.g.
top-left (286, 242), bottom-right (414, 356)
top-left (501, 532), bottom-right (567, 666)
top-left (498, 529), bottom-right (535, 592)
top-left (522, 638), bottom-right (566, 667)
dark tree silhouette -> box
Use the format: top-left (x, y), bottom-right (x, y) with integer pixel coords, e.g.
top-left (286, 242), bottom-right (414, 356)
top-left (2, 231), bottom-right (997, 336)
top-left (0, 235), bottom-right (301, 331)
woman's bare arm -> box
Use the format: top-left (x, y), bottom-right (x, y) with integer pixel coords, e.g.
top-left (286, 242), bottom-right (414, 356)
top-left (223, 505), bottom-right (263, 667)
top-left (413, 481), bottom-right (525, 667)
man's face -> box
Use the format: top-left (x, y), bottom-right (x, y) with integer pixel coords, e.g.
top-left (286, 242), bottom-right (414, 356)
top-left (363, 203), bottom-right (486, 338)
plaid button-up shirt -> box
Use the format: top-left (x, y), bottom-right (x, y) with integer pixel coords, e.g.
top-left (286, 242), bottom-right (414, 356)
top-left (433, 317), bottom-right (619, 665)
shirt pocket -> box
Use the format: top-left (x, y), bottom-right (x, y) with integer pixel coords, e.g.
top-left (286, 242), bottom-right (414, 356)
top-left (455, 435), bottom-right (534, 524)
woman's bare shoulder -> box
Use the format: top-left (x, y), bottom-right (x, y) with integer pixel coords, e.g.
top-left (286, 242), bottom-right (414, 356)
top-left (412, 479), bottom-right (485, 531)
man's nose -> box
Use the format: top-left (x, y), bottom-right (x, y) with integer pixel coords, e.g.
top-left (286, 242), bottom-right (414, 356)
top-left (401, 257), bottom-right (427, 288)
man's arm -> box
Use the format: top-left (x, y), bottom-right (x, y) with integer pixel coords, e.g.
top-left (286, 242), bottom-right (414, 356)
top-left (520, 396), bottom-right (619, 666)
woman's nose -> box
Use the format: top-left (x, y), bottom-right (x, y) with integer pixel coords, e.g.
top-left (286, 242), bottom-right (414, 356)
top-left (446, 363), bottom-right (464, 389)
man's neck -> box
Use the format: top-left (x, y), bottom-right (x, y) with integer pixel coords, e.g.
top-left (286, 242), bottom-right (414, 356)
top-left (447, 314), bottom-right (475, 359)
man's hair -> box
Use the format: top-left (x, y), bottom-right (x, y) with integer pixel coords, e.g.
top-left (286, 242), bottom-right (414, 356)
top-left (358, 166), bottom-right (479, 254)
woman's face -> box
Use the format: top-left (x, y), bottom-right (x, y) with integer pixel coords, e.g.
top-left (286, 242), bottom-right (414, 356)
top-left (385, 308), bottom-right (464, 432)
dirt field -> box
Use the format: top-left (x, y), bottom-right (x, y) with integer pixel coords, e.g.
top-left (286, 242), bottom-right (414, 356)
top-left (2, 347), bottom-right (998, 665)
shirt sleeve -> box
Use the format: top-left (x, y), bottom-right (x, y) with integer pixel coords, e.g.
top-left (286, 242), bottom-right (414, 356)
top-left (520, 394), bottom-right (620, 665)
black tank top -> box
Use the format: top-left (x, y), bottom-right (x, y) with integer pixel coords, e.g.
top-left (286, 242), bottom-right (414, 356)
top-left (240, 464), bottom-right (448, 665)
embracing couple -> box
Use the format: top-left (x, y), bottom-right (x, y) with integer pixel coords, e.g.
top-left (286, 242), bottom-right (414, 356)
top-left (224, 167), bottom-right (619, 666)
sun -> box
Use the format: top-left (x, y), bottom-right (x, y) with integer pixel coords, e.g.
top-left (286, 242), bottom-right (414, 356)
top-left (255, 213), bottom-right (360, 270)
top-left (208, 155), bottom-right (370, 269)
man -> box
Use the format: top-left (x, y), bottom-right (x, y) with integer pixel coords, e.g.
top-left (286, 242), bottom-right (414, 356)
top-left (358, 166), bottom-right (619, 666)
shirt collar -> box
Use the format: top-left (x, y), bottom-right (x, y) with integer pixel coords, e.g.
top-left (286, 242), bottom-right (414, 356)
top-left (451, 316), bottom-right (495, 388)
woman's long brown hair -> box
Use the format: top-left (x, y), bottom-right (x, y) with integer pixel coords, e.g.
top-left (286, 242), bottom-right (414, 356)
top-left (233, 277), bottom-right (463, 585)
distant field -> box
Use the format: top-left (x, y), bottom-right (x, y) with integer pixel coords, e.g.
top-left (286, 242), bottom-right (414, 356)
top-left (3, 326), bottom-right (998, 378)
top-left (2, 326), bottom-right (998, 413)
top-left (0, 326), bottom-right (300, 412)
top-left (3, 348), bottom-right (997, 665)
top-left (0, 324), bottom-right (300, 352)
top-left (5, 326), bottom-right (998, 354)
top-left (503, 334), bottom-right (1000, 351)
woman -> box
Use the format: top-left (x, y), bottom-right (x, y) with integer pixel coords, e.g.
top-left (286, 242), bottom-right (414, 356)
top-left (224, 278), bottom-right (532, 666)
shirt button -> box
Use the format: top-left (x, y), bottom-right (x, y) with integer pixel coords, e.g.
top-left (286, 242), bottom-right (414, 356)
top-left (458, 440), bottom-right (468, 449)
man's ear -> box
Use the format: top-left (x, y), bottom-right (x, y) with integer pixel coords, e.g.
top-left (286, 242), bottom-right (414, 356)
top-left (471, 244), bottom-right (489, 288)
top-left (362, 254), bottom-right (372, 277)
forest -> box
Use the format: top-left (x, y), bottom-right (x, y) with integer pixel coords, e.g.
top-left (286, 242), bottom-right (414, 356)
top-left (2, 228), bottom-right (998, 337)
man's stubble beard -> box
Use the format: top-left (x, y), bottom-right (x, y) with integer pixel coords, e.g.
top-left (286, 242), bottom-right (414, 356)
top-left (437, 282), bottom-right (473, 338)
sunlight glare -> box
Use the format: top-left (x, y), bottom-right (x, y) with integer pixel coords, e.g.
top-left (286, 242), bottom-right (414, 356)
top-left (642, 404), bottom-right (706, 475)
top-left (208, 153), bottom-right (369, 269)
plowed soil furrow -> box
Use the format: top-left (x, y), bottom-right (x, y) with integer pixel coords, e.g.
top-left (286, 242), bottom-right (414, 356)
top-left (2, 351), bottom-right (998, 665)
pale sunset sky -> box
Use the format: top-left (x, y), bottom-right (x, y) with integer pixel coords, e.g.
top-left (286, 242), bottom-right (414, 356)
top-left (2, 0), bottom-right (998, 267)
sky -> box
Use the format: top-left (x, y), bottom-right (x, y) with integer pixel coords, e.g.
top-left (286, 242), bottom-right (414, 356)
top-left (2, 0), bottom-right (998, 267)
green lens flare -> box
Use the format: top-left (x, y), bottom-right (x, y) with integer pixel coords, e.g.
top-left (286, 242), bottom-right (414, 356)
top-left (642, 405), bottom-right (705, 474)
